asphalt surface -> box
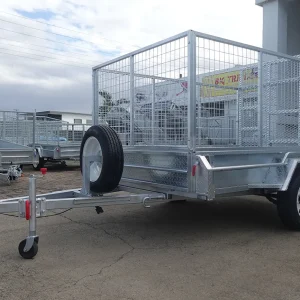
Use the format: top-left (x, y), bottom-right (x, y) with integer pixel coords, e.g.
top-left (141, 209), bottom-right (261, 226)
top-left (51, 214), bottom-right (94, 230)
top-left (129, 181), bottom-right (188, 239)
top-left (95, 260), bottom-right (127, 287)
top-left (1, 166), bottom-right (300, 300)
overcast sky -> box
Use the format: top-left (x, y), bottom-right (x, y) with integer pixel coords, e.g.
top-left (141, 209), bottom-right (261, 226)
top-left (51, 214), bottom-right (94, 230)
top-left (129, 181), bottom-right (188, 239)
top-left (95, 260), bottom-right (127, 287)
top-left (0, 0), bottom-right (262, 114)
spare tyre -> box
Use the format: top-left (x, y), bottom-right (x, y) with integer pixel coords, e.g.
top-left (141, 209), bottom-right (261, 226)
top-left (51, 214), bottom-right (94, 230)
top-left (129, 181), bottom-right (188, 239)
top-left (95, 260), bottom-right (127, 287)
top-left (80, 125), bottom-right (124, 193)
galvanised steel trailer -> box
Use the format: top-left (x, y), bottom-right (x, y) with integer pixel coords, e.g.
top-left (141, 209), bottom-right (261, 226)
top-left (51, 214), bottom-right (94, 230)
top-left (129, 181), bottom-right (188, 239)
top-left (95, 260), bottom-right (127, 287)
top-left (0, 111), bottom-right (88, 169)
top-left (30, 119), bottom-right (89, 169)
top-left (0, 139), bottom-right (37, 167)
top-left (1, 30), bottom-right (300, 259)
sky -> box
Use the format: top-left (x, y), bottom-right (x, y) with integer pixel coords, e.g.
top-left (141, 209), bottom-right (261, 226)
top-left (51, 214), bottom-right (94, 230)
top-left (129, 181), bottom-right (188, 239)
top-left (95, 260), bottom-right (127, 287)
top-left (0, 0), bottom-right (263, 114)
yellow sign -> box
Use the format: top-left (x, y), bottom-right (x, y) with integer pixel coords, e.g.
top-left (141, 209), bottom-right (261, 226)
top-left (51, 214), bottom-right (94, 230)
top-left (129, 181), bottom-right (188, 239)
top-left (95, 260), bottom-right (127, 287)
top-left (201, 68), bottom-right (258, 97)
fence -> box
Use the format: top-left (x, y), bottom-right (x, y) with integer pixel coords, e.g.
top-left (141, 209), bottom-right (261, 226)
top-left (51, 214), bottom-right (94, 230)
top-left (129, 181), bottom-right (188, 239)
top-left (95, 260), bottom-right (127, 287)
top-left (93, 30), bottom-right (300, 148)
top-left (0, 111), bottom-right (90, 147)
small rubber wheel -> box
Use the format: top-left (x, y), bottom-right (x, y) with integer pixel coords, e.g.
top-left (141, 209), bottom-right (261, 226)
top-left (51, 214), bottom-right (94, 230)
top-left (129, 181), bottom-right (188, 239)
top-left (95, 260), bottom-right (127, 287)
top-left (18, 239), bottom-right (38, 259)
top-left (80, 125), bottom-right (124, 193)
top-left (277, 174), bottom-right (300, 230)
top-left (33, 152), bottom-right (45, 171)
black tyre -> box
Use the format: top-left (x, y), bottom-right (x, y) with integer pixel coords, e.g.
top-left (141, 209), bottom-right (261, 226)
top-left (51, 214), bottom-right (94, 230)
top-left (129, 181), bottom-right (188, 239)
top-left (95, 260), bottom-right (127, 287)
top-left (18, 239), bottom-right (38, 259)
top-left (33, 151), bottom-right (45, 171)
top-left (80, 125), bottom-right (124, 193)
top-left (277, 174), bottom-right (300, 230)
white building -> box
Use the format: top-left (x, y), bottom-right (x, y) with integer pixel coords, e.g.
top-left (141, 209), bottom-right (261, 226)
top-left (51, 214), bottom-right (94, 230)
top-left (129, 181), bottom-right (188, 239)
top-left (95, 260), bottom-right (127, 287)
top-left (36, 111), bottom-right (92, 125)
top-left (256, 0), bottom-right (300, 55)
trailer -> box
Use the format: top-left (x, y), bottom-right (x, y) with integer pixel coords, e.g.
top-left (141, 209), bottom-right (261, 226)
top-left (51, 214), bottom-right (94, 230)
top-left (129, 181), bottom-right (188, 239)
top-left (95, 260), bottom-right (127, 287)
top-left (1, 30), bottom-right (300, 259)
top-left (0, 111), bottom-right (88, 169)
top-left (31, 118), bottom-right (89, 169)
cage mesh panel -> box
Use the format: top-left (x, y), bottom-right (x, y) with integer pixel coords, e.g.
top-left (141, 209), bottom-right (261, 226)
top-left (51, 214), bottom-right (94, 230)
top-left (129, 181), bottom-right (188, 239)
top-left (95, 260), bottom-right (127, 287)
top-left (96, 33), bottom-right (300, 148)
top-left (97, 38), bottom-right (188, 146)
top-left (196, 37), bottom-right (259, 146)
top-left (0, 111), bottom-right (89, 146)
top-left (262, 53), bottom-right (300, 146)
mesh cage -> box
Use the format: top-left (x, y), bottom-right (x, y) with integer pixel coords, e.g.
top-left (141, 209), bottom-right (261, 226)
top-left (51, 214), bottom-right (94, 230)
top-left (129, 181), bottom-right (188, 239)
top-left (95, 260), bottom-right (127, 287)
top-left (94, 31), bottom-right (300, 149)
top-left (0, 111), bottom-right (34, 145)
top-left (196, 37), bottom-right (259, 146)
top-left (262, 53), bottom-right (300, 146)
top-left (0, 111), bottom-right (89, 146)
top-left (96, 36), bottom-right (188, 146)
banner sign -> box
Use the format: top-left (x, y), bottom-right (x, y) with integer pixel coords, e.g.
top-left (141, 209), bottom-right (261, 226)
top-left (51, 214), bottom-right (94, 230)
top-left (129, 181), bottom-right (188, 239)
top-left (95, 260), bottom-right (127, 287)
top-left (201, 68), bottom-right (258, 97)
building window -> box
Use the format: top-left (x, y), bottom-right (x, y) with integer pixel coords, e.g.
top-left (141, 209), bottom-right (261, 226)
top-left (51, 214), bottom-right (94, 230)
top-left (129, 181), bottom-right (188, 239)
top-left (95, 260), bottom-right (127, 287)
top-left (201, 101), bottom-right (225, 117)
top-left (86, 119), bottom-right (93, 125)
top-left (74, 118), bottom-right (82, 124)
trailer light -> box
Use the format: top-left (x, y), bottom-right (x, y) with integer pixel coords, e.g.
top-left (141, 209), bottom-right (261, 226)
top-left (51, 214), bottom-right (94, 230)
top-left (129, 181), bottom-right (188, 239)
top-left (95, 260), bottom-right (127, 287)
top-left (192, 164), bottom-right (197, 176)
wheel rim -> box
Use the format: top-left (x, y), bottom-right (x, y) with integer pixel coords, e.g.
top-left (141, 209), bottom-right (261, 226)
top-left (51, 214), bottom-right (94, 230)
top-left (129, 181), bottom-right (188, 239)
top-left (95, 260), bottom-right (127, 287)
top-left (297, 188), bottom-right (300, 216)
top-left (83, 136), bottom-right (103, 183)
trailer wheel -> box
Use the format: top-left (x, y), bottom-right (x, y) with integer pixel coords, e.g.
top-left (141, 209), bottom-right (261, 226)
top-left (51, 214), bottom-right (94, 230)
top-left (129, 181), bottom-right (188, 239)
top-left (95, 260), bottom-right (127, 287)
top-left (277, 175), bottom-right (300, 230)
top-left (80, 125), bottom-right (124, 193)
top-left (18, 239), bottom-right (38, 259)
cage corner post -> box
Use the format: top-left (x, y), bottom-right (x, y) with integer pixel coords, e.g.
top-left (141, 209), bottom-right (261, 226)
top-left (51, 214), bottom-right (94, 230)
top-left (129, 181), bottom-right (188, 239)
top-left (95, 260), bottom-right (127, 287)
top-left (92, 69), bottom-right (99, 126)
top-left (32, 110), bottom-right (36, 149)
top-left (258, 51), bottom-right (263, 147)
top-left (130, 55), bottom-right (135, 146)
top-left (187, 30), bottom-right (197, 193)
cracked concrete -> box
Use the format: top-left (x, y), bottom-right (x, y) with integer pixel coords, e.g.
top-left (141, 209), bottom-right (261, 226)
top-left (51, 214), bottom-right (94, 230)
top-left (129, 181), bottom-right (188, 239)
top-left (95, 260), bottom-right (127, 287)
top-left (59, 214), bottom-right (135, 288)
top-left (1, 167), bottom-right (300, 299)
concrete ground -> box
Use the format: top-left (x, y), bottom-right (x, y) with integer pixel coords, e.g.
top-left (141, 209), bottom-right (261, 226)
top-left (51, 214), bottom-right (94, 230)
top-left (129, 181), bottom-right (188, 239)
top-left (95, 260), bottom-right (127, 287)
top-left (1, 165), bottom-right (300, 300)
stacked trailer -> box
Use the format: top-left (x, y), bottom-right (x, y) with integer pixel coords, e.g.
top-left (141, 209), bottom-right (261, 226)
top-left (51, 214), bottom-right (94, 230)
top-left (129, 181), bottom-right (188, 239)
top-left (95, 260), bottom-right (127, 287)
top-left (0, 111), bottom-right (38, 172)
top-left (0, 111), bottom-right (89, 169)
top-left (1, 30), bottom-right (300, 259)
top-left (31, 116), bottom-right (89, 169)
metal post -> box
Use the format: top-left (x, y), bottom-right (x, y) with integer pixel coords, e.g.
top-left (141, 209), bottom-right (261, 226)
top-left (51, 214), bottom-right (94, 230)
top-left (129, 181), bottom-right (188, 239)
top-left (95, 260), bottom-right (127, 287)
top-left (29, 175), bottom-right (37, 237)
top-left (238, 69), bottom-right (243, 146)
top-left (32, 111), bottom-right (36, 149)
top-left (81, 154), bottom-right (101, 195)
top-left (130, 55), bottom-right (135, 145)
top-left (298, 61), bottom-right (300, 146)
top-left (92, 70), bottom-right (99, 126)
top-left (44, 121), bottom-right (48, 144)
top-left (257, 51), bottom-right (263, 147)
top-left (197, 87), bottom-right (201, 146)
top-left (236, 91), bottom-right (240, 146)
top-left (164, 112), bottom-right (167, 143)
top-left (187, 31), bottom-right (197, 150)
top-left (298, 59), bottom-right (300, 146)
top-left (23, 175), bottom-right (38, 252)
top-left (72, 124), bottom-right (75, 142)
top-left (187, 30), bottom-right (197, 193)
top-left (152, 78), bottom-right (155, 145)
top-left (2, 111), bottom-right (5, 140)
top-left (82, 155), bottom-right (91, 195)
top-left (16, 110), bottom-right (19, 144)
top-left (57, 123), bottom-right (60, 146)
